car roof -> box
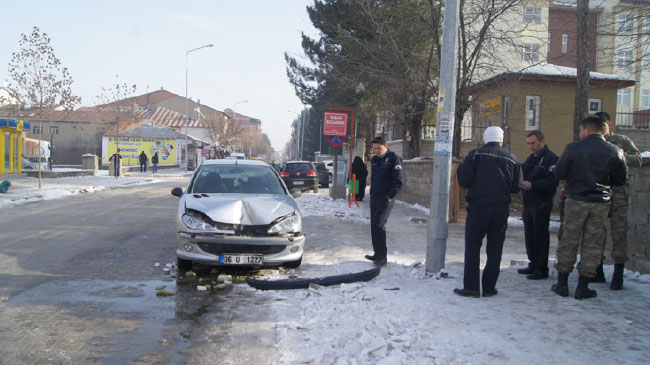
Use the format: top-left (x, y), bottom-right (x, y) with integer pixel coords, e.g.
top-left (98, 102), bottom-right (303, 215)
top-left (200, 159), bottom-right (268, 167)
top-left (285, 160), bottom-right (314, 164)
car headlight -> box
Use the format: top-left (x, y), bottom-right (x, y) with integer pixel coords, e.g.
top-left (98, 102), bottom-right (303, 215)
top-left (182, 213), bottom-right (218, 232)
top-left (268, 214), bottom-right (301, 234)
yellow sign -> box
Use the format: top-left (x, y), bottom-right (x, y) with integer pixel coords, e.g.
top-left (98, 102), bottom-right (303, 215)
top-left (106, 137), bottom-right (177, 165)
top-left (480, 97), bottom-right (501, 116)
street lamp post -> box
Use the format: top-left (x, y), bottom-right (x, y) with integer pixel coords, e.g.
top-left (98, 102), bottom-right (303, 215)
top-left (185, 43), bottom-right (213, 172)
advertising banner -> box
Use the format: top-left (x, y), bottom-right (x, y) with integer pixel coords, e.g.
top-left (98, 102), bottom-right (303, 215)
top-left (105, 137), bottom-right (177, 165)
top-left (323, 112), bottom-right (348, 136)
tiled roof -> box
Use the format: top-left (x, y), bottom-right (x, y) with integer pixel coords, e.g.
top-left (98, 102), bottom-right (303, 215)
top-left (105, 89), bottom-right (177, 108)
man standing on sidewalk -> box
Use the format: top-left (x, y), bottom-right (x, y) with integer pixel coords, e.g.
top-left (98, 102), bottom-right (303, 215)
top-left (364, 136), bottom-right (403, 267)
top-left (593, 112), bottom-right (642, 289)
top-left (109, 149), bottom-right (123, 178)
top-left (552, 116), bottom-right (627, 300)
top-left (454, 126), bottom-right (521, 298)
top-left (518, 130), bottom-right (559, 280)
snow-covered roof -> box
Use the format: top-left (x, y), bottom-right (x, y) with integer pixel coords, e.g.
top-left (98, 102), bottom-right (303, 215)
top-left (471, 63), bottom-right (635, 93)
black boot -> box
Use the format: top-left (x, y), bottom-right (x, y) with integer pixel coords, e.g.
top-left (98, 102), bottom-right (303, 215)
top-left (551, 273), bottom-right (569, 297)
top-left (610, 263), bottom-right (624, 291)
top-left (518, 264), bottom-right (534, 275)
top-left (575, 275), bottom-right (597, 300)
top-left (592, 261), bottom-right (606, 283)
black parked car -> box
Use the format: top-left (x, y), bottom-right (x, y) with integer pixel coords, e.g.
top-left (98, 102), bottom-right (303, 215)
top-left (314, 162), bottom-right (329, 187)
top-left (281, 161), bottom-right (318, 193)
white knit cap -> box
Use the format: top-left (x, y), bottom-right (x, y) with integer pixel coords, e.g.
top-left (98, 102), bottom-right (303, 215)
top-left (483, 126), bottom-right (504, 143)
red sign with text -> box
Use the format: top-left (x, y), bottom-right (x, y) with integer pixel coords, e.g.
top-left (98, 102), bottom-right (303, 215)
top-left (323, 112), bottom-right (348, 136)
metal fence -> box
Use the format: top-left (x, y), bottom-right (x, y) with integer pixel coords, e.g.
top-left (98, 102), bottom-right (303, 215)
top-left (616, 107), bottom-right (650, 129)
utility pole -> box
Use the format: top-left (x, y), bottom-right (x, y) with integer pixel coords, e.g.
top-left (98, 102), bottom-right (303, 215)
top-left (425, 0), bottom-right (460, 274)
top-left (300, 106), bottom-right (306, 160)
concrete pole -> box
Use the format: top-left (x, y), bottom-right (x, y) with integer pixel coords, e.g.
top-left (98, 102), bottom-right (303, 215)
top-left (184, 44), bottom-right (213, 172)
top-left (300, 106), bottom-right (306, 160)
top-left (425, 0), bottom-right (460, 274)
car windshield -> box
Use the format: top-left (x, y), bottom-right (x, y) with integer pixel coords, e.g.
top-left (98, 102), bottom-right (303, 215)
top-left (284, 163), bottom-right (313, 173)
top-left (191, 165), bottom-right (285, 195)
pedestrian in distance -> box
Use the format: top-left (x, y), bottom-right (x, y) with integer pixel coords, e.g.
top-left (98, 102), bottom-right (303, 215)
top-left (139, 151), bottom-right (148, 173)
top-left (552, 116), bottom-right (627, 300)
top-left (592, 111), bottom-right (642, 290)
top-left (454, 126), bottom-right (522, 298)
top-left (351, 156), bottom-right (368, 201)
top-left (109, 149), bottom-right (123, 178)
top-left (518, 130), bottom-right (559, 280)
top-left (151, 152), bottom-right (159, 174)
top-left (364, 136), bottom-right (403, 267)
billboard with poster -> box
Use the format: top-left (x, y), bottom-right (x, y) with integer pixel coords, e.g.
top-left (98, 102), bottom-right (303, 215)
top-left (102, 136), bottom-right (178, 165)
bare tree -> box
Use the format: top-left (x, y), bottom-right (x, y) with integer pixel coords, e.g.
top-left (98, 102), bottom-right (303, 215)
top-left (203, 113), bottom-right (243, 153)
top-left (4, 26), bottom-right (80, 188)
top-left (94, 76), bottom-right (138, 157)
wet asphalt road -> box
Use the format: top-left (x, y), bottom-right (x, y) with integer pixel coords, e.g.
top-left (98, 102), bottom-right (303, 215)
top-left (0, 180), bottom-right (280, 364)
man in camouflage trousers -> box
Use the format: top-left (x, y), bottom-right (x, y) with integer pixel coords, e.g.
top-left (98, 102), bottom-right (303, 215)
top-left (553, 116), bottom-right (627, 300)
top-left (594, 112), bottom-right (642, 290)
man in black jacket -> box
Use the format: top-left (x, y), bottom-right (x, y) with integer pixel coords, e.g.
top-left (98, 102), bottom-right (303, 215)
top-left (518, 130), bottom-right (559, 280)
top-left (552, 116), bottom-right (627, 300)
top-left (454, 126), bottom-right (521, 298)
top-left (364, 136), bottom-right (403, 267)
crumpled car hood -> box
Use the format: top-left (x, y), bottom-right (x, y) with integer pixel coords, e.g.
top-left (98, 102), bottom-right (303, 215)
top-left (184, 194), bottom-right (296, 225)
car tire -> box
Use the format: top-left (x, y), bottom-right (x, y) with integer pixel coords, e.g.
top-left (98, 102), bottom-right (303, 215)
top-left (283, 256), bottom-right (302, 269)
top-left (177, 257), bottom-right (192, 272)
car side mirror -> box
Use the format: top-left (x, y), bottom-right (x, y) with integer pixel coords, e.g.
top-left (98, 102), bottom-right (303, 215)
top-left (171, 187), bottom-right (184, 197)
top-left (290, 189), bottom-right (302, 198)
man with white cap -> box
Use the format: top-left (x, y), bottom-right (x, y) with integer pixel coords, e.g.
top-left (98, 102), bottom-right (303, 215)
top-left (454, 126), bottom-right (521, 298)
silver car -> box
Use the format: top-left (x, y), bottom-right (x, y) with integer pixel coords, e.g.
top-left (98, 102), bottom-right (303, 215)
top-left (171, 159), bottom-right (304, 270)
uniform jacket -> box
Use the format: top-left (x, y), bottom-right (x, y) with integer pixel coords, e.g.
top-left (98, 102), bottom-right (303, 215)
top-left (457, 142), bottom-right (521, 204)
top-left (370, 149), bottom-right (403, 199)
top-left (556, 133), bottom-right (627, 203)
top-left (606, 133), bottom-right (642, 169)
top-left (522, 145), bottom-right (559, 204)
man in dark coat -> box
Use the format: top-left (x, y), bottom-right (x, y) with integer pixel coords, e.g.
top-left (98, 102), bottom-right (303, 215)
top-left (518, 130), bottom-right (559, 280)
top-left (139, 151), bottom-right (148, 173)
top-left (151, 152), bottom-right (159, 173)
top-left (109, 149), bottom-right (123, 178)
top-left (351, 156), bottom-right (368, 201)
top-left (552, 116), bottom-right (627, 300)
top-left (454, 126), bottom-right (521, 298)
top-left (364, 136), bottom-right (403, 267)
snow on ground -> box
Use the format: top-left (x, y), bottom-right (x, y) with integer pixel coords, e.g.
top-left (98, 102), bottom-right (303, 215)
top-left (256, 192), bottom-right (650, 364)
top-left (0, 169), bottom-right (190, 209)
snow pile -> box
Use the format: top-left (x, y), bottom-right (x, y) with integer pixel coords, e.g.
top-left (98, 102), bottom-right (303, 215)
top-left (295, 192), bottom-right (368, 223)
top-left (0, 175), bottom-right (159, 209)
top-left (641, 151), bottom-right (650, 158)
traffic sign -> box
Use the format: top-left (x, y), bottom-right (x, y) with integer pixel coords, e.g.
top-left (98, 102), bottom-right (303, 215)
top-left (327, 135), bottom-right (344, 147)
top-left (323, 112), bottom-right (348, 136)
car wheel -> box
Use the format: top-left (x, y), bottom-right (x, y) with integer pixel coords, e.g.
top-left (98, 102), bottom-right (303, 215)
top-left (328, 173), bottom-right (332, 183)
top-left (283, 256), bottom-right (302, 269)
top-left (177, 257), bottom-right (192, 272)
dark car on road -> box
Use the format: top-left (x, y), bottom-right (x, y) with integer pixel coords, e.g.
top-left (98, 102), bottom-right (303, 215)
top-left (281, 161), bottom-right (318, 193)
top-left (314, 162), bottom-right (329, 187)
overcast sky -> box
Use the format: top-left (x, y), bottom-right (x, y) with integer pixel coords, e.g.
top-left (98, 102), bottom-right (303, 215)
top-left (0, 0), bottom-right (317, 151)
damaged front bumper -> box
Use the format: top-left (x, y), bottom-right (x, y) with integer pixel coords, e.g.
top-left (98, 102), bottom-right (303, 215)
top-left (176, 231), bottom-right (305, 266)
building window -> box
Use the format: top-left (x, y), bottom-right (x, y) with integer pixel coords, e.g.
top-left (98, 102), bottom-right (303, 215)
top-left (525, 95), bottom-right (541, 130)
top-left (617, 51), bottom-right (633, 69)
top-left (524, 6), bottom-right (541, 24)
top-left (643, 89), bottom-right (650, 108)
top-left (645, 17), bottom-right (650, 34)
top-left (547, 33), bottom-right (551, 52)
top-left (562, 34), bottom-right (568, 53)
top-left (589, 98), bottom-right (602, 114)
top-left (49, 126), bottom-right (59, 135)
top-left (644, 54), bottom-right (650, 71)
top-left (618, 14), bottom-right (633, 32)
top-left (617, 87), bottom-right (632, 107)
top-left (522, 44), bottom-right (539, 62)
top-left (32, 125), bottom-right (41, 135)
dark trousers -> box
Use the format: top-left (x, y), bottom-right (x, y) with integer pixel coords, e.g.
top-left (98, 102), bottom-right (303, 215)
top-left (522, 199), bottom-right (553, 273)
top-left (463, 202), bottom-right (509, 292)
top-left (140, 162), bottom-right (147, 172)
top-left (357, 178), bottom-right (366, 200)
top-left (370, 196), bottom-right (395, 260)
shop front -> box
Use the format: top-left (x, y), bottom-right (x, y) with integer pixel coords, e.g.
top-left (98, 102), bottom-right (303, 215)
top-left (0, 118), bottom-right (31, 174)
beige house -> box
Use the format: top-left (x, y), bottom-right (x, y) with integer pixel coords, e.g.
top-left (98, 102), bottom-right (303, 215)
top-left (467, 64), bottom-right (635, 160)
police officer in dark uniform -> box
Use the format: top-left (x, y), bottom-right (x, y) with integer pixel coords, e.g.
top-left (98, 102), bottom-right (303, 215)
top-left (364, 136), bottom-right (403, 267)
top-left (454, 126), bottom-right (521, 298)
top-left (518, 130), bottom-right (559, 280)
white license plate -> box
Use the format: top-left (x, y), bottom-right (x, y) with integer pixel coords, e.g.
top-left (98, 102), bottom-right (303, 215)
top-left (219, 254), bottom-right (264, 265)
top-left (293, 181), bottom-right (304, 185)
